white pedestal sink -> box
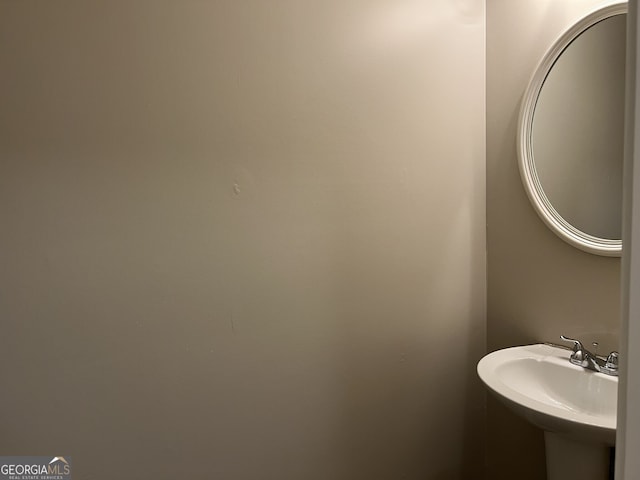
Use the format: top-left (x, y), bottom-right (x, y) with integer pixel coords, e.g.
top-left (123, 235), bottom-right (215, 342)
top-left (477, 344), bottom-right (617, 480)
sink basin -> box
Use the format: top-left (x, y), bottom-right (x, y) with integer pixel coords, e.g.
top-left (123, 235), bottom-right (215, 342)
top-left (477, 343), bottom-right (618, 445)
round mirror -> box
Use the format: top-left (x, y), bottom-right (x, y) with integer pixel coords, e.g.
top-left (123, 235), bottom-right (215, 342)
top-left (517, 3), bottom-right (626, 256)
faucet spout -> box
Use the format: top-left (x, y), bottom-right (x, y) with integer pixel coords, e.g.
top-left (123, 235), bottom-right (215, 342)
top-left (578, 351), bottom-right (603, 371)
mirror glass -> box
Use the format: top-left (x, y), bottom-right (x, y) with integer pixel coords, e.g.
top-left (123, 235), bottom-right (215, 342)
top-left (533, 14), bottom-right (625, 240)
top-left (518, 4), bottom-right (626, 256)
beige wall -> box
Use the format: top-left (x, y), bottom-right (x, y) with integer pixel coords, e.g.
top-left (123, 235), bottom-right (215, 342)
top-left (487, 1), bottom-right (622, 478)
top-left (0, 1), bottom-right (486, 479)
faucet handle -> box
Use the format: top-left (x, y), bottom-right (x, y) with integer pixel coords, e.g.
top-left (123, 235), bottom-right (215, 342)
top-left (560, 335), bottom-right (584, 353)
top-left (605, 351), bottom-right (619, 371)
top-left (560, 335), bottom-right (588, 365)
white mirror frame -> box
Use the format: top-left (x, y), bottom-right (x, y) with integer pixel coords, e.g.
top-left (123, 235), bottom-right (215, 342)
top-left (517, 2), bottom-right (626, 257)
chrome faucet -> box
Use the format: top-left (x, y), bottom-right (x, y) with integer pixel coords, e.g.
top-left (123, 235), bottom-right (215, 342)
top-left (559, 335), bottom-right (619, 376)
